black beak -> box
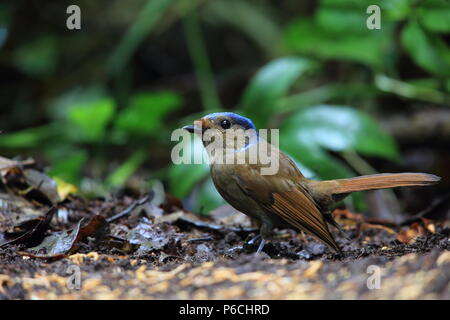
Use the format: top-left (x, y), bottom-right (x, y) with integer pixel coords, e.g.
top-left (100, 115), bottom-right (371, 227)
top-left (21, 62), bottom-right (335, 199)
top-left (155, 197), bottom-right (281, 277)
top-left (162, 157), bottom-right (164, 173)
top-left (182, 125), bottom-right (195, 133)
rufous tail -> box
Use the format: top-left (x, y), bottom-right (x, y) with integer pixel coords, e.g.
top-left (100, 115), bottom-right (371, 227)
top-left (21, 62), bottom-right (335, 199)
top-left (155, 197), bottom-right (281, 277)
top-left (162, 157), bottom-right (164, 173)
top-left (328, 173), bottom-right (440, 195)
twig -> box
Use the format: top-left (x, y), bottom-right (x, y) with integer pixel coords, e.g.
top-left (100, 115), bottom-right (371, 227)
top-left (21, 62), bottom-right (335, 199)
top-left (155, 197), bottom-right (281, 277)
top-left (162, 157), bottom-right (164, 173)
top-left (182, 4), bottom-right (221, 111)
top-left (0, 159), bottom-right (35, 171)
top-left (186, 236), bottom-right (214, 242)
top-left (106, 192), bottom-right (154, 223)
top-left (401, 193), bottom-right (450, 225)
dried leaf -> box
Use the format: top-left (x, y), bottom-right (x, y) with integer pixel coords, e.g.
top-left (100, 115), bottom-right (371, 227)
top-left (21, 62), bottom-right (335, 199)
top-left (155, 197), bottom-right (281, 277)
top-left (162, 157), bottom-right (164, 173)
top-left (0, 207), bottom-right (56, 247)
top-left (1, 163), bottom-right (60, 205)
top-left (360, 223), bottom-right (396, 235)
top-left (397, 222), bottom-right (428, 244)
top-left (0, 192), bottom-right (47, 229)
top-left (22, 169), bottom-right (60, 204)
top-left (79, 215), bottom-right (108, 239)
top-left (19, 220), bottom-right (83, 259)
top-left (210, 205), bottom-right (253, 228)
top-left (53, 177), bottom-right (78, 201)
top-left (154, 211), bottom-right (184, 224)
top-left (0, 156), bottom-right (34, 172)
top-left (333, 209), bottom-right (364, 223)
top-left (127, 218), bottom-right (172, 253)
top-left (18, 215), bottom-right (108, 260)
top-left (176, 213), bottom-right (257, 236)
top-left (161, 193), bottom-right (183, 212)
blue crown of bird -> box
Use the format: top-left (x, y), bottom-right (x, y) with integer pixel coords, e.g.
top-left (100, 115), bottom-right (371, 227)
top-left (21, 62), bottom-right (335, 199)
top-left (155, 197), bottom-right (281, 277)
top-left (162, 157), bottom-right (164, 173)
top-left (183, 112), bottom-right (440, 255)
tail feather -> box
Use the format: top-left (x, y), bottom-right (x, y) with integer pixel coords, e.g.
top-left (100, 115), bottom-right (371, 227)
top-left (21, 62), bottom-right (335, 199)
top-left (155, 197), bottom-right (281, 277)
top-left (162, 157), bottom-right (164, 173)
top-left (330, 173), bottom-right (440, 195)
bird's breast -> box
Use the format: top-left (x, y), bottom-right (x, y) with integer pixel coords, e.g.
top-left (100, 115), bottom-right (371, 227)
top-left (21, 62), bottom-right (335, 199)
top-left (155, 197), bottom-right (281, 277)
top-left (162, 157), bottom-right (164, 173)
top-left (210, 163), bottom-right (263, 220)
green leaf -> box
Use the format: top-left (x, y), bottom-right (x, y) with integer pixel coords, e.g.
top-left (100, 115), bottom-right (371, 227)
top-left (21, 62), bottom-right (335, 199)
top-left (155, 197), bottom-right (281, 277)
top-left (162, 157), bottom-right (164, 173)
top-left (114, 91), bottom-right (182, 136)
top-left (401, 21), bottom-right (450, 77)
top-left (281, 105), bottom-right (398, 171)
top-left (0, 126), bottom-right (54, 148)
top-left (48, 150), bottom-right (88, 185)
top-left (105, 150), bottom-right (147, 188)
top-left (0, 28), bottom-right (7, 48)
top-left (291, 157), bottom-right (316, 179)
top-left (48, 86), bottom-right (107, 121)
top-left (418, 8), bottom-right (450, 32)
top-left (380, 0), bottom-right (412, 20)
top-left (375, 74), bottom-right (447, 104)
top-left (13, 35), bottom-right (59, 77)
top-left (194, 178), bottom-right (226, 214)
top-left (108, 0), bottom-right (175, 75)
top-left (317, 8), bottom-right (368, 34)
top-left (320, 0), bottom-right (373, 6)
top-left (68, 98), bottom-right (116, 142)
top-left (281, 140), bottom-right (354, 180)
top-left (280, 104), bottom-right (399, 184)
top-left (167, 132), bottom-right (226, 213)
top-left (240, 57), bottom-right (315, 128)
top-left (168, 163), bottom-right (210, 199)
top-left (0, 3), bottom-right (12, 27)
top-left (320, 0), bottom-right (410, 20)
top-left (283, 18), bottom-right (392, 70)
top-left (204, 0), bottom-right (281, 56)
top-left (279, 83), bottom-right (379, 112)
top-left (168, 136), bottom-right (210, 198)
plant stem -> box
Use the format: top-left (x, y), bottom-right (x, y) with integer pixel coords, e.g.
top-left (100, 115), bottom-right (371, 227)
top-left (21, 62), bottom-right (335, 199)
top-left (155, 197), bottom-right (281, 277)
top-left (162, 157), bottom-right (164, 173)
top-left (108, 0), bottom-right (174, 76)
top-left (182, 6), bottom-right (221, 111)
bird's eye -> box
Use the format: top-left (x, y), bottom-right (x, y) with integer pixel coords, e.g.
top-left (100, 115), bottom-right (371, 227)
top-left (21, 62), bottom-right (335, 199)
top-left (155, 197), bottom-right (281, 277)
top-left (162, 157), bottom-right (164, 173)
top-left (220, 119), bottom-right (231, 129)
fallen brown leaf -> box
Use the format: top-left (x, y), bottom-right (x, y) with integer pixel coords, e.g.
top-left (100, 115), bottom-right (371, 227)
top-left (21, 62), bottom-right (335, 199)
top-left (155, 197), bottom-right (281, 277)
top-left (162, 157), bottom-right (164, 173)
top-left (397, 222), bottom-right (428, 244)
top-left (0, 206), bottom-right (56, 247)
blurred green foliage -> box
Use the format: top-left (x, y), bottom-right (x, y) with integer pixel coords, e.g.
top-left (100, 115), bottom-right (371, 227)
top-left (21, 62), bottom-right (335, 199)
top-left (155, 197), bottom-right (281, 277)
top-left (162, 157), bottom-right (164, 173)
top-left (0, 0), bottom-right (448, 213)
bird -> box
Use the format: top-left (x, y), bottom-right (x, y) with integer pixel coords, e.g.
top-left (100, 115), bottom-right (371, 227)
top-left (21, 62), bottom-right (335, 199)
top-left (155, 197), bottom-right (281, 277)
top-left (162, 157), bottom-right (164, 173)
top-left (182, 112), bottom-right (440, 255)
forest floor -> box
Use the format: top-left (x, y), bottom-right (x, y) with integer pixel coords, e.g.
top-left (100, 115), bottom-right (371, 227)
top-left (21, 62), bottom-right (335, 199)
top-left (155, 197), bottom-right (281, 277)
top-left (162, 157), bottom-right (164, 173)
top-left (1, 187), bottom-right (449, 300)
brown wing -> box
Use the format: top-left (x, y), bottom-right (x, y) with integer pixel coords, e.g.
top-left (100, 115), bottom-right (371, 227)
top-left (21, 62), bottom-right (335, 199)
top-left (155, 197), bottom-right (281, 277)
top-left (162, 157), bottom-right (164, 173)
top-left (269, 188), bottom-right (341, 252)
top-left (232, 151), bottom-right (341, 252)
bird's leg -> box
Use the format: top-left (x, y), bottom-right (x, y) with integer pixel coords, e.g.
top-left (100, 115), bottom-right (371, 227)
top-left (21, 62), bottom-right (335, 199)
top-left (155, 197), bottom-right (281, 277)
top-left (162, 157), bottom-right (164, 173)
top-left (247, 234), bottom-right (261, 245)
top-left (323, 210), bottom-right (350, 240)
top-left (298, 230), bottom-right (310, 245)
top-left (244, 220), bottom-right (272, 255)
top-left (253, 221), bottom-right (272, 256)
top-left (255, 238), bottom-right (266, 255)
top-left (245, 234), bottom-right (266, 255)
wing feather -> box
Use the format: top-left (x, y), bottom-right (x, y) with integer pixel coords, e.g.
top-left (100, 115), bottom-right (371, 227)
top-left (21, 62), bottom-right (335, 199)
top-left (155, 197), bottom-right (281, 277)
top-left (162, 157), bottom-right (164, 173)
top-left (270, 189), bottom-right (341, 252)
top-left (230, 151), bottom-right (341, 252)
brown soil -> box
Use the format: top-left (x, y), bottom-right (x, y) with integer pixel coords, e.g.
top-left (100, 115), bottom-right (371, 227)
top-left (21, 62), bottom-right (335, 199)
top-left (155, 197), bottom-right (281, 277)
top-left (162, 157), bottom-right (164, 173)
top-left (0, 194), bottom-right (449, 299)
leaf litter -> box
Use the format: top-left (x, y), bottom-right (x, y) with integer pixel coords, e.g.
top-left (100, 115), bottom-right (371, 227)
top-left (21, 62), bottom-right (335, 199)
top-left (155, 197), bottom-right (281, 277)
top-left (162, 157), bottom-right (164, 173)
top-left (0, 156), bottom-right (449, 299)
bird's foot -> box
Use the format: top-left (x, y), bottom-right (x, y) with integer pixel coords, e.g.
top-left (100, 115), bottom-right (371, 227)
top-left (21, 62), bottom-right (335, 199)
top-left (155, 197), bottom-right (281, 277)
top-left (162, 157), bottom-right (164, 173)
top-left (255, 238), bottom-right (266, 255)
top-left (245, 235), bottom-right (267, 255)
top-left (247, 234), bottom-right (261, 245)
